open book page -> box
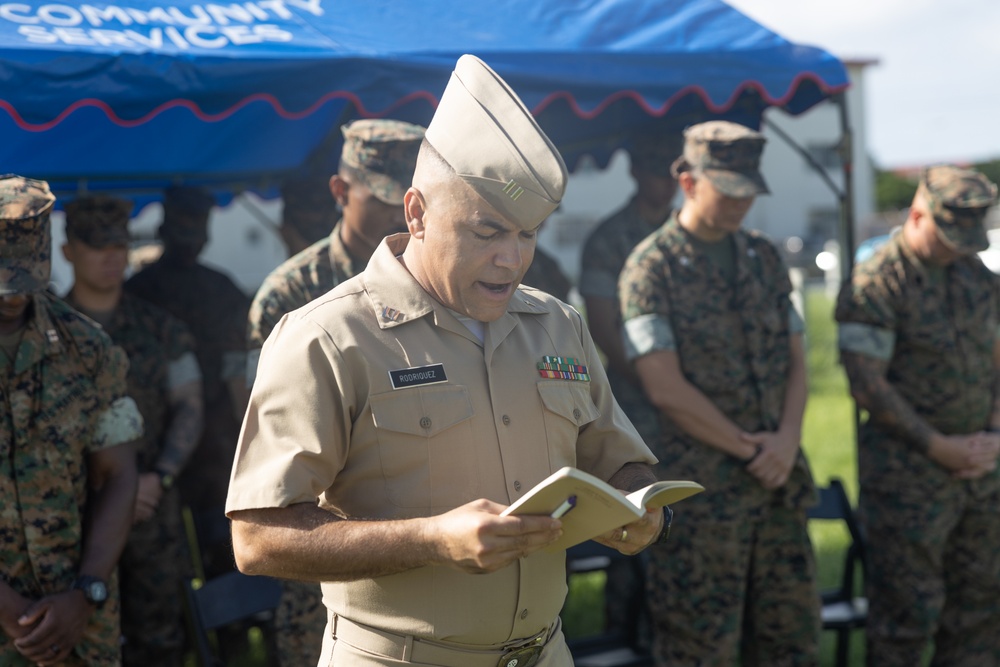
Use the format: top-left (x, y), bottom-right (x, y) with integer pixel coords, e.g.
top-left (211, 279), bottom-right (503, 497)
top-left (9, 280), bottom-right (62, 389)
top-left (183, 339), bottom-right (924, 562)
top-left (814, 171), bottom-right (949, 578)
top-left (501, 466), bottom-right (704, 552)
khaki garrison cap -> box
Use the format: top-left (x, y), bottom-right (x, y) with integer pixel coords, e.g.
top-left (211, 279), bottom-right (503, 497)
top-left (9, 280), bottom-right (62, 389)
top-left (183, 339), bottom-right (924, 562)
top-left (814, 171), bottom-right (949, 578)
top-left (65, 195), bottom-right (133, 248)
top-left (425, 54), bottom-right (568, 230)
top-left (0, 175), bottom-right (56, 295)
top-left (672, 120), bottom-right (769, 198)
top-left (918, 164), bottom-right (997, 253)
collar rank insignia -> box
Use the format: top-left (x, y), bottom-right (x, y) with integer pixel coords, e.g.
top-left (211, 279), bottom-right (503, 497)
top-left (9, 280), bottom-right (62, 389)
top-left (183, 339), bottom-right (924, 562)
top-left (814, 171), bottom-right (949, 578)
top-left (381, 306), bottom-right (401, 322)
top-left (45, 329), bottom-right (59, 343)
top-left (537, 355), bottom-right (590, 381)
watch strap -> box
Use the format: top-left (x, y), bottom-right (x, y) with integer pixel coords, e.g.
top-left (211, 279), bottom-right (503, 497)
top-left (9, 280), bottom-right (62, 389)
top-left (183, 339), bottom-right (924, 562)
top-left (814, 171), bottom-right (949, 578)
top-left (653, 505), bottom-right (674, 545)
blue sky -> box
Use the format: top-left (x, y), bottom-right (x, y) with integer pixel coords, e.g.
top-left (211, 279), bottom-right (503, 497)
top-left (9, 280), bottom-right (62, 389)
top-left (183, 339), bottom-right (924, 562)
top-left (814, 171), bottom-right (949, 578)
top-left (726, 0), bottom-right (1000, 169)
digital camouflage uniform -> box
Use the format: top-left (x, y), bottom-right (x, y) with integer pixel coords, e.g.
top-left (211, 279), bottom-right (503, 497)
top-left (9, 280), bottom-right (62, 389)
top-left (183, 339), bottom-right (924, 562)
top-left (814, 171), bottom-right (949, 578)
top-left (579, 196), bottom-right (665, 448)
top-left (835, 166), bottom-right (1000, 666)
top-left (125, 205), bottom-right (249, 528)
top-left (521, 246), bottom-right (571, 302)
top-left (247, 220), bottom-right (361, 370)
top-left (247, 119), bottom-right (424, 667)
top-left (621, 214), bottom-right (818, 666)
top-left (1, 178), bottom-right (143, 666)
top-left (65, 290), bottom-right (198, 667)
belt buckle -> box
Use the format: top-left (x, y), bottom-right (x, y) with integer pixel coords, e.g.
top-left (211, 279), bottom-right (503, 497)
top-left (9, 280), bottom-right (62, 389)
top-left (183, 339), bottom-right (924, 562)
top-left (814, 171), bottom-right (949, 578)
top-left (496, 644), bottom-right (542, 667)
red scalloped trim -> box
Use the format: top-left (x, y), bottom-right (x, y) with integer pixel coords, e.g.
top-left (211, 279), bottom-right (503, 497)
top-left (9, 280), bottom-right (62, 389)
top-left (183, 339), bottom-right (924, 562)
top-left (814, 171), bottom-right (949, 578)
top-left (1, 72), bottom-right (847, 132)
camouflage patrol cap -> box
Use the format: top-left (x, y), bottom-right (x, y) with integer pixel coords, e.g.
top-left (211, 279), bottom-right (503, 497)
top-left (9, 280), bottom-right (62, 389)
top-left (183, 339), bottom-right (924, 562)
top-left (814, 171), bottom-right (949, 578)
top-left (280, 175), bottom-right (337, 245)
top-left (159, 185), bottom-right (215, 245)
top-left (0, 175), bottom-right (56, 295)
top-left (340, 119), bottom-right (425, 206)
top-left (627, 131), bottom-right (684, 177)
top-left (919, 164), bottom-right (997, 253)
top-left (671, 120), bottom-right (769, 197)
top-left (64, 195), bottom-right (133, 247)
top-left (425, 54), bottom-right (568, 230)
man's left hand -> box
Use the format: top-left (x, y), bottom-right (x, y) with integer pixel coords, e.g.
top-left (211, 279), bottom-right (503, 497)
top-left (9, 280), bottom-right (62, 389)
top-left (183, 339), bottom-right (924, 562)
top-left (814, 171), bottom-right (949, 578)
top-left (741, 429), bottom-right (799, 490)
top-left (13, 590), bottom-right (91, 666)
top-left (593, 507), bottom-right (663, 555)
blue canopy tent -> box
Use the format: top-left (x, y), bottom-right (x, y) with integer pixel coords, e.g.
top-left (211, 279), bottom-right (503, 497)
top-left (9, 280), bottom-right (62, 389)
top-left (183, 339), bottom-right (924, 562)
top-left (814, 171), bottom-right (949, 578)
top-left (0, 0), bottom-right (848, 205)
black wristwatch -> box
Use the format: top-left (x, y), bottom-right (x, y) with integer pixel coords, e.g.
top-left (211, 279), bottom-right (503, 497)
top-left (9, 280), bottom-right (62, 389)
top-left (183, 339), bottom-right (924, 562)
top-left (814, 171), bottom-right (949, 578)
top-left (72, 575), bottom-right (108, 606)
top-left (652, 506), bottom-right (674, 545)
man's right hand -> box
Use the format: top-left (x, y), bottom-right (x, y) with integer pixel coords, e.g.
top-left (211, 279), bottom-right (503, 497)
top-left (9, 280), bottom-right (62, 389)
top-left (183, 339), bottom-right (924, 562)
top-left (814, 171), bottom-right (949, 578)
top-left (432, 499), bottom-right (562, 575)
top-left (0, 588), bottom-right (34, 641)
top-left (928, 432), bottom-right (1000, 479)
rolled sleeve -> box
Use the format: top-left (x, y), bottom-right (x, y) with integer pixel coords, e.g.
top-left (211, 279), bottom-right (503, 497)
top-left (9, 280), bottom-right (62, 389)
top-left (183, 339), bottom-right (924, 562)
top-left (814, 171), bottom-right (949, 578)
top-left (838, 322), bottom-right (896, 361)
top-left (92, 396), bottom-right (144, 450)
top-left (166, 351), bottom-right (201, 390)
top-left (623, 313), bottom-right (676, 361)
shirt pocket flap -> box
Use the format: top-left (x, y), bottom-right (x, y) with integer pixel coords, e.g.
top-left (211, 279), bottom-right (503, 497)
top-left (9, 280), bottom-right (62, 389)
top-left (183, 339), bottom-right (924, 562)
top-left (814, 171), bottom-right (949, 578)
top-left (537, 381), bottom-right (600, 426)
top-left (370, 385), bottom-right (473, 437)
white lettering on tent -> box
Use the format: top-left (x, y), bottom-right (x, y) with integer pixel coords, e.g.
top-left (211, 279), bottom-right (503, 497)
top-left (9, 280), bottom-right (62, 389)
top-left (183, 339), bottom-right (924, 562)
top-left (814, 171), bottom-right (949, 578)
top-left (80, 5), bottom-right (129, 26)
top-left (16, 23), bottom-right (292, 49)
top-left (3, 1), bottom-right (313, 47)
top-left (255, 0), bottom-right (293, 20)
top-left (286, 0), bottom-right (322, 17)
top-left (205, 3), bottom-right (255, 25)
top-left (1, 5), bottom-right (36, 24)
top-left (38, 5), bottom-right (82, 26)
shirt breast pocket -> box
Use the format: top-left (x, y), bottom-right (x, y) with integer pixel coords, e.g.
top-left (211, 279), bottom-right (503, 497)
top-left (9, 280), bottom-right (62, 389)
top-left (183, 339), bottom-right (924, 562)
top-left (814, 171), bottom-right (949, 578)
top-left (537, 382), bottom-right (601, 464)
top-left (369, 385), bottom-right (479, 510)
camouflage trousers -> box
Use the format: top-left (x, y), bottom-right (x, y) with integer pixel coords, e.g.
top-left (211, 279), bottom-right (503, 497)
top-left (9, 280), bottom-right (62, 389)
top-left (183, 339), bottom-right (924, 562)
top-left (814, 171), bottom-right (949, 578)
top-left (861, 485), bottom-right (1000, 667)
top-left (275, 579), bottom-right (327, 666)
top-left (120, 487), bottom-right (190, 667)
top-left (645, 494), bottom-right (820, 667)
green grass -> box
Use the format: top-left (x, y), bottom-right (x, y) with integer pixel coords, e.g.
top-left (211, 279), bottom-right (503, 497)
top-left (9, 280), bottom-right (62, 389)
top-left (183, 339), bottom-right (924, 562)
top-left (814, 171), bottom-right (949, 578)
top-left (562, 285), bottom-right (864, 665)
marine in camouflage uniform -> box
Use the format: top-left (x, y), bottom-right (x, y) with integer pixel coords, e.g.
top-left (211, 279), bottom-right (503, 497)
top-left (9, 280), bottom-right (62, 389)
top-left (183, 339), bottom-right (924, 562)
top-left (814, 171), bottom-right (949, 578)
top-left (61, 195), bottom-right (204, 667)
top-left (578, 130), bottom-right (682, 644)
top-left (520, 244), bottom-right (571, 302)
top-left (619, 122), bottom-right (819, 666)
top-left (835, 165), bottom-right (1000, 666)
top-left (276, 175), bottom-right (339, 258)
top-left (125, 186), bottom-right (249, 578)
top-left (247, 119), bottom-right (424, 666)
top-left (0, 176), bottom-right (142, 666)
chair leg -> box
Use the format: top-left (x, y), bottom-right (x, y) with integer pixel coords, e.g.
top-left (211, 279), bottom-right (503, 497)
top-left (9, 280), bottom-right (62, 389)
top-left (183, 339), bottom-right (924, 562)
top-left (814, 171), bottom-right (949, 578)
top-left (835, 628), bottom-right (850, 667)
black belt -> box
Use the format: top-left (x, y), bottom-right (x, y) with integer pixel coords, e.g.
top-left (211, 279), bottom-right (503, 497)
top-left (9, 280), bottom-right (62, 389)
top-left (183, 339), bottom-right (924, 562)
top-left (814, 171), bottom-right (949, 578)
top-left (332, 614), bottom-right (555, 667)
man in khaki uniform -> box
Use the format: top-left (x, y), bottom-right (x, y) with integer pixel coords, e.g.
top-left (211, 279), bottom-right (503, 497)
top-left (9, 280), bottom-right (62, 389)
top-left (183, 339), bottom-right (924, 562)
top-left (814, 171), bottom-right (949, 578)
top-left (247, 120), bottom-right (424, 667)
top-left (226, 54), bottom-right (664, 667)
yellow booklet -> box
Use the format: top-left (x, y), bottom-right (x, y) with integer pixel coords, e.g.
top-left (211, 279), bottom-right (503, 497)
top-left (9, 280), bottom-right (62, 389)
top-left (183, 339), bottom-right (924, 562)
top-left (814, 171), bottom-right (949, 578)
top-left (501, 466), bottom-right (704, 552)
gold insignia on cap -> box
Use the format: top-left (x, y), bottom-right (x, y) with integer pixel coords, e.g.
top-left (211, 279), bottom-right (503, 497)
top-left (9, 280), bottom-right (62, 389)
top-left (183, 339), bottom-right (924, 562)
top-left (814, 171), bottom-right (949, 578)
top-left (502, 180), bottom-right (525, 201)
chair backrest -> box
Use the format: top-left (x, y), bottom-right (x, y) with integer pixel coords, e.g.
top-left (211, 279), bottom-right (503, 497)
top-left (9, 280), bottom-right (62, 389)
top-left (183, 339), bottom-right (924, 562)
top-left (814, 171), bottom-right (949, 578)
top-left (183, 571), bottom-right (283, 666)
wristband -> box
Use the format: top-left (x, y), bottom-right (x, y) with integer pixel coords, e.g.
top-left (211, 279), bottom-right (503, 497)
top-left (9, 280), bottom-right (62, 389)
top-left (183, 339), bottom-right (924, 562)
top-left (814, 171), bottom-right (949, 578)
top-left (743, 445), bottom-right (763, 467)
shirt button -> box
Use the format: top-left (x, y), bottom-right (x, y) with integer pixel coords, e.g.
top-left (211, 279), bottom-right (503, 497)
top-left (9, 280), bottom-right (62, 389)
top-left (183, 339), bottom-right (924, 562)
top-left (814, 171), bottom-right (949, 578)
top-left (520, 609), bottom-right (529, 620)
top-left (502, 415), bottom-right (511, 426)
top-left (572, 408), bottom-right (581, 421)
top-left (514, 481), bottom-right (522, 491)
top-left (419, 417), bottom-right (432, 429)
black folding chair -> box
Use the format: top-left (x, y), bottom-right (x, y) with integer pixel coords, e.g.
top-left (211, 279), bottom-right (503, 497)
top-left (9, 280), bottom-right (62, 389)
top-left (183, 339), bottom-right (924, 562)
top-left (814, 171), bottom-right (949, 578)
top-left (808, 478), bottom-right (869, 667)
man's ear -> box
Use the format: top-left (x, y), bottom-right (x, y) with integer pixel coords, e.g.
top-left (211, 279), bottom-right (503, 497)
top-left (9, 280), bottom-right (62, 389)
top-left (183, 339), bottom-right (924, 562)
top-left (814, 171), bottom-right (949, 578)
top-left (677, 171), bottom-right (696, 198)
top-left (329, 174), bottom-right (349, 207)
top-left (61, 242), bottom-right (73, 263)
top-left (404, 187), bottom-right (427, 239)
